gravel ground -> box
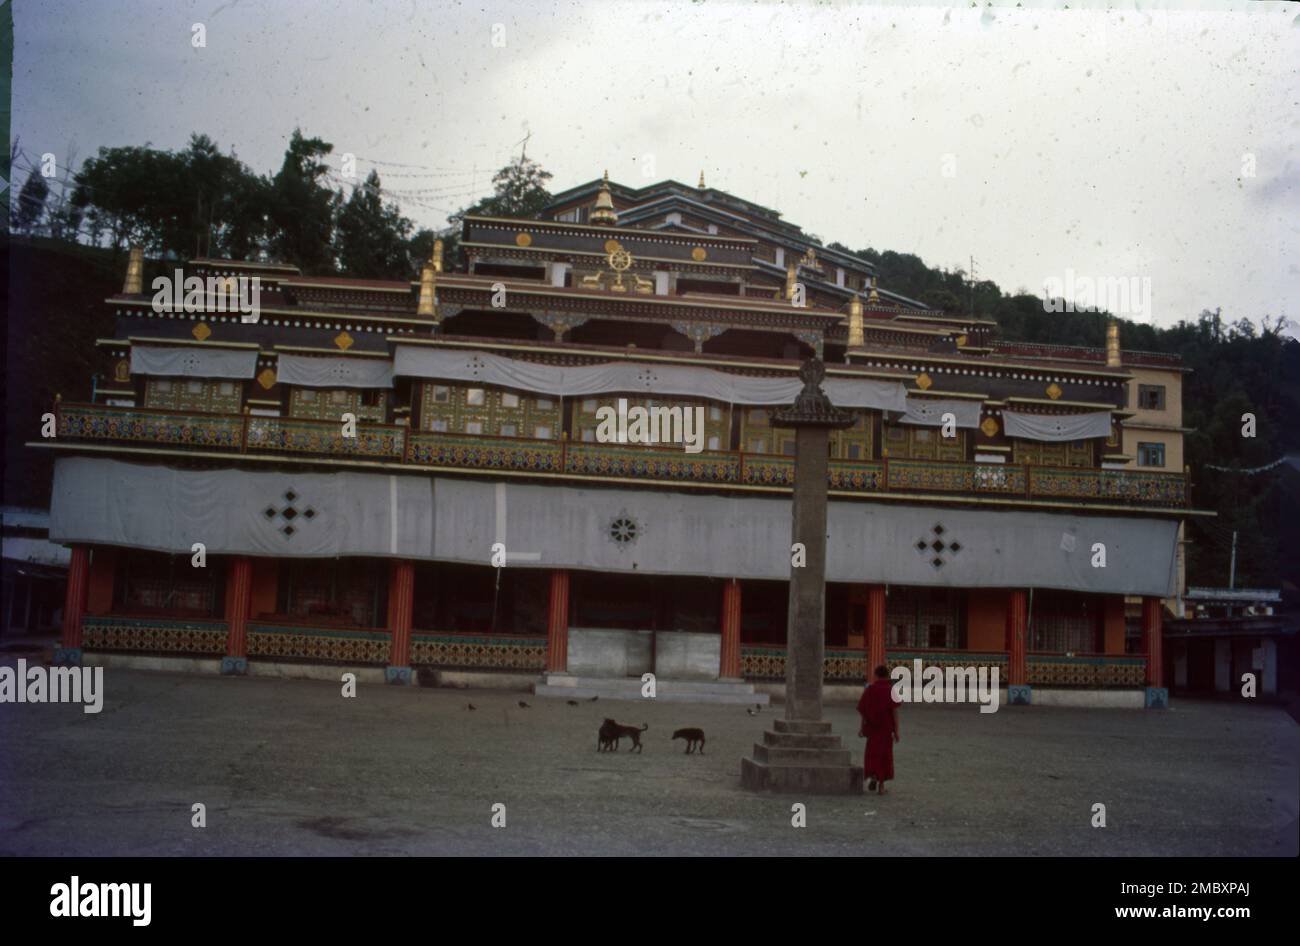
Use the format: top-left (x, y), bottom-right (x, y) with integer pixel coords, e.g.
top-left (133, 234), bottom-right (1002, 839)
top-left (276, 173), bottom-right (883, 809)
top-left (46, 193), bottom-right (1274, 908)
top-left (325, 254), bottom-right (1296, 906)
top-left (1, 666), bottom-right (1295, 856)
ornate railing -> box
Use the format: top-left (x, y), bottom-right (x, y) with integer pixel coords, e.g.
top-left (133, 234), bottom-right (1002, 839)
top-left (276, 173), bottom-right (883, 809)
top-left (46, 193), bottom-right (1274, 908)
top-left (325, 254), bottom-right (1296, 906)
top-left (81, 615), bottom-right (229, 655)
top-left (52, 402), bottom-right (1187, 507)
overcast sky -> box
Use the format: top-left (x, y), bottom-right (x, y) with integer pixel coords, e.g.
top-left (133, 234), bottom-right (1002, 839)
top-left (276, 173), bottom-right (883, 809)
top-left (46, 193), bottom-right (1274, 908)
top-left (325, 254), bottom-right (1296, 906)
top-left (12, 0), bottom-right (1299, 329)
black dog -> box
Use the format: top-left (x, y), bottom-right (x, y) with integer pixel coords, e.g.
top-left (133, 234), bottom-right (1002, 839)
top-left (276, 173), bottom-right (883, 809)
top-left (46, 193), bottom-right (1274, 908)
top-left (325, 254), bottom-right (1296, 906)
top-left (672, 727), bottom-right (706, 754)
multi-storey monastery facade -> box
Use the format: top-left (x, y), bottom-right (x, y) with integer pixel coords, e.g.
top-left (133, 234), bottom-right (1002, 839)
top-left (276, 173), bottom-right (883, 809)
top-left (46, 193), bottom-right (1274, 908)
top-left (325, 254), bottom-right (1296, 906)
top-left (40, 173), bottom-right (1195, 703)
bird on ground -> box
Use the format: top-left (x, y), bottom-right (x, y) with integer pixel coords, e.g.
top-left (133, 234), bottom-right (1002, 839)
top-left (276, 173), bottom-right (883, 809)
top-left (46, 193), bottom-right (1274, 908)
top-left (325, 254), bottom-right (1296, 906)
top-left (588, 695), bottom-right (599, 702)
top-left (746, 708), bottom-right (756, 716)
top-left (755, 704), bottom-right (762, 711)
top-left (467, 703), bottom-right (476, 711)
top-left (566, 700), bottom-right (579, 706)
top-left (518, 700), bottom-right (531, 708)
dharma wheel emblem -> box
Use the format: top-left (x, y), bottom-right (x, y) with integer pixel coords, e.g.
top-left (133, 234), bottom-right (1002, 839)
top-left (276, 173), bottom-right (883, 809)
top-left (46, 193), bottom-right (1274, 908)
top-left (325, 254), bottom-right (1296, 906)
top-left (608, 511), bottom-right (641, 548)
top-left (607, 247), bottom-right (632, 271)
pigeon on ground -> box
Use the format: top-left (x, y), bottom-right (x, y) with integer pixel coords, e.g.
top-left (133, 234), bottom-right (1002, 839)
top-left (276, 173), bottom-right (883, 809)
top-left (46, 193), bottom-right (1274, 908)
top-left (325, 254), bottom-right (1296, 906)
top-left (746, 708), bottom-right (756, 716)
top-left (588, 695), bottom-right (599, 702)
top-left (467, 703), bottom-right (476, 711)
top-left (566, 700), bottom-right (579, 706)
top-left (755, 703), bottom-right (762, 711)
top-left (518, 700), bottom-right (531, 708)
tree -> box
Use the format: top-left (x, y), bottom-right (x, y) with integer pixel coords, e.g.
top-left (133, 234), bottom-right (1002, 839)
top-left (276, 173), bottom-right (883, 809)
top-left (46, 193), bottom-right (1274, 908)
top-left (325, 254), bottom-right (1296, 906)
top-left (12, 172), bottom-right (49, 233)
top-left (268, 129), bottom-right (337, 274)
top-left (333, 170), bottom-right (415, 279)
top-left (443, 155), bottom-right (554, 270)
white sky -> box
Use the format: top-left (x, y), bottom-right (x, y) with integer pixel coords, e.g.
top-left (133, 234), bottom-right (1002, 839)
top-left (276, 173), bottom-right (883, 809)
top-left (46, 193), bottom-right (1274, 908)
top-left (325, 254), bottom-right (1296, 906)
top-left (12, 0), bottom-right (1299, 328)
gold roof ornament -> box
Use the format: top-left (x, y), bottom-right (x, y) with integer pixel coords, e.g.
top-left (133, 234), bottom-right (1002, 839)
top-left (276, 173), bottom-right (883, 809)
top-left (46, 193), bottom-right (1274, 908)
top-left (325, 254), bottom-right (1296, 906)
top-left (1106, 320), bottom-right (1121, 367)
top-left (590, 170), bottom-right (618, 226)
top-left (784, 261), bottom-right (798, 301)
top-left (868, 274), bottom-right (880, 305)
top-left (845, 294), bottom-right (865, 348)
top-left (124, 246), bottom-right (144, 294)
top-left (418, 264), bottom-right (438, 318)
top-left (698, 170), bottom-right (706, 189)
top-left (431, 238), bottom-right (444, 274)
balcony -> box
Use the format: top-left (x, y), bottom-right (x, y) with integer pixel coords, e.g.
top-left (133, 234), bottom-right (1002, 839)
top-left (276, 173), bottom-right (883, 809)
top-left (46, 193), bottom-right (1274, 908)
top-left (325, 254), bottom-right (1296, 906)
top-left (52, 402), bottom-right (1188, 508)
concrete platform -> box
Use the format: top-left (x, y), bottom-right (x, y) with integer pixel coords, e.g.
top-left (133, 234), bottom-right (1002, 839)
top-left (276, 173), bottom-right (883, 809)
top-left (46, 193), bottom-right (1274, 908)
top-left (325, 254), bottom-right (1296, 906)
top-left (740, 719), bottom-right (864, 794)
top-left (534, 673), bottom-right (770, 705)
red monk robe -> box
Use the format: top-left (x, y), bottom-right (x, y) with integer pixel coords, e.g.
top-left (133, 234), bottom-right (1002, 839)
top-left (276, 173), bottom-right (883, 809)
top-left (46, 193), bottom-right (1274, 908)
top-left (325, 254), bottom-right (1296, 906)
top-left (857, 675), bottom-right (900, 786)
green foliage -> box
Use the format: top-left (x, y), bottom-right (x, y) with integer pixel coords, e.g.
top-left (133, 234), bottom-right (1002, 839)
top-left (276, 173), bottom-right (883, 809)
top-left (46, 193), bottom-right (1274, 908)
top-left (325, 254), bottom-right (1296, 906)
top-left (333, 170), bottom-right (416, 280)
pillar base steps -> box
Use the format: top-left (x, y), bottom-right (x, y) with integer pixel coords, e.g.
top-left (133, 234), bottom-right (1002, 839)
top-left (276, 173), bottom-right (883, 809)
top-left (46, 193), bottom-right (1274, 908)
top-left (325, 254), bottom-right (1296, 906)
top-left (741, 719), bottom-right (864, 795)
top-left (534, 674), bottom-right (770, 705)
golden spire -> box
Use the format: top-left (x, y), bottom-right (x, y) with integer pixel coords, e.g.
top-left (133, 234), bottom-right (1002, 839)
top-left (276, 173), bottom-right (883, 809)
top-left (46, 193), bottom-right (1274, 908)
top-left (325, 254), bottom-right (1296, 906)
top-left (124, 246), bottom-right (144, 294)
top-left (867, 274), bottom-right (880, 305)
top-left (431, 238), bottom-right (444, 274)
top-left (418, 264), bottom-right (438, 318)
top-left (1106, 320), bottom-right (1121, 367)
top-left (845, 294), bottom-right (865, 347)
top-left (698, 170), bottom-right (706, 189)
top-left (590, 170), bottom-right (618, 226)
top-left (784, 261), bottom-right (798, 301)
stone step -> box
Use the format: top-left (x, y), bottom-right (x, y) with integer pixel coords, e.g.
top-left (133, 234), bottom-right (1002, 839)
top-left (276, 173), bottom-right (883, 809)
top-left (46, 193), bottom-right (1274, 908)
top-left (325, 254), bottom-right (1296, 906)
top-left (752, 743), bottom-right (852, 766)
top-left (773, 719), bottom-right (832, 735)
top-left (535, 677), bottom-right (770, 706)
top-left (740, 757), bottom-right (864, 795)
top-left (763, 730), bottom-right (846, 750)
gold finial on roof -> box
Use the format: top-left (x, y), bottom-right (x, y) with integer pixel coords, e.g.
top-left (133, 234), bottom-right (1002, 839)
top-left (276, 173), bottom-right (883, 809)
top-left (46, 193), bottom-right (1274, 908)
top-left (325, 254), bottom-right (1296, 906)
top-left (699, 170), bottom-right (706, 189)
top-left (431, 238), bottom-right (444, 274)
top-left (845, 294), bottom-right (865, 348)
top-left (418, 264), bottom-right (438, 318)
top-left (868, 275), bottom-right (880, 305)
top-left (1106, 320), bottom-right (1121, 367)
top-left (591, 169), bottom-right (618, 226)
top-left (784, 261), bottom-right (797, 301)
top-left (124, 246), bottom-right (144, 295)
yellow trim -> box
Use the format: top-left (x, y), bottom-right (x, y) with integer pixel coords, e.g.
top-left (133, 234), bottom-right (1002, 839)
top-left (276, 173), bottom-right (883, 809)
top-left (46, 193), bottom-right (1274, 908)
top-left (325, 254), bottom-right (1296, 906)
top-left (125, 336), bottom-right (260, 350)
top-left (905, 389), bottom-right (989, 401)
top-left (462, 241), bottom-right (755, 272)
top-left (279, 280), bottom-right (411, 293)
top-left (273, 345), bottom-right (391, 359)
top-left (1006, 396), bottom-right (1120, 410)
top-left (857, 351), bottom-right (1131, 380)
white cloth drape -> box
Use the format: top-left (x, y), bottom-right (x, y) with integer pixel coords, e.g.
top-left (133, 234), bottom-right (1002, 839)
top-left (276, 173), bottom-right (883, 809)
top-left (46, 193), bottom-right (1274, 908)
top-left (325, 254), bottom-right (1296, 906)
top-left (393, 345), bottom-right (910, 411)
top-left (898, 397), bottom-right (982, 429)
top-left (130, 345), bottom-right (258, 379)
top-left (276, 354), bottom-right (394, 388)
top-left (1002, 410), bottom-right (1114, 442)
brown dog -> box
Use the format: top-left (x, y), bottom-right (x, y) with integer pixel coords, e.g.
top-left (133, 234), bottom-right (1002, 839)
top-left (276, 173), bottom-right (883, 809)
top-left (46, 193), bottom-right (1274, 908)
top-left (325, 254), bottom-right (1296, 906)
top-left (597, 718), bottom-right (648, 752)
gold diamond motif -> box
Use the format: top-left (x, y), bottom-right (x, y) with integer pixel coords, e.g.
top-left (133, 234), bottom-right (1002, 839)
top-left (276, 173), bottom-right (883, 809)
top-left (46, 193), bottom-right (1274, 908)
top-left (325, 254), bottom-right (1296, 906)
top-left (1046, 382), bottom-right (1063, 400)
top-left (334, 331), bottom-right (354, 351)
top-left (257, 368), bottom-right (277, 390)
top-left (192, 322), bottom-right (212, 341)
top-left (691, 247), bottom-right (707, 262)
top-left (915, 372), bottom-right (933, 391)
top-left (515, 232), bottom-right (532, 247)
top-left (980, 416), bottom-right (999, 438)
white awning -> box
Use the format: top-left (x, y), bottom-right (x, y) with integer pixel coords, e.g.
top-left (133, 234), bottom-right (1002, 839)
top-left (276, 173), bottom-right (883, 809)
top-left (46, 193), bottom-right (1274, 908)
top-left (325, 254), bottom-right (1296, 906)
top-left (392, 345), bottom-right (909, 411)
top-left (1003, 410), bottom-right (1113, 442)
top-left (898, 397), bottom-right (982, 429)
top-left (276, 354), bottom-right (394, 389)
top-left (130, 344), bottom-right (258, 380)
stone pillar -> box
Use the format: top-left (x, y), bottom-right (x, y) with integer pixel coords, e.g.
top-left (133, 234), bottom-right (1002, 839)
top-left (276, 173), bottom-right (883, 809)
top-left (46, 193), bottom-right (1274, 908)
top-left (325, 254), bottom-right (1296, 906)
top-left (55, 545), bottom-right (90, 666)
top-left (741, 358), bottom-right (862, 794)
top-left (865, 584), bottom-right (886, 678)
top-left (385, 560), bottom-right (415, 684)
top-left (221, 557), bottom-right (253, 675)
top-left (546, 569), bottom-right (570, 673)
top-left (1006, 589), bottom-right (1030, 704)
top-left (720, 578), bottom-right (742, 680)
top-left (1142, 596), bottom-right (1167, 707)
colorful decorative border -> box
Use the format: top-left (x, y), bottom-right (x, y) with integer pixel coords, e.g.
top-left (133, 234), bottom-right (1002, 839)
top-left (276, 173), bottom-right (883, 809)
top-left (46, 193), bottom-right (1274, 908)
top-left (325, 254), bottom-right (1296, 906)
top-left (81, 615), bottom-right (228, 655)
top-left (247, 416), bottom-right (404, 459)
top-left (1027, 653), bottom-right (1146, 687)
top-left (408, 432), bottom-right (563, 472)
top-left (246, 623), bottom-right (390, 664)
top-left (566, 443), bottom-right (739, 483)
top-left (60, 405), bottom-right (243, 449)
top-left (410, 632), bottom-right (547, 671)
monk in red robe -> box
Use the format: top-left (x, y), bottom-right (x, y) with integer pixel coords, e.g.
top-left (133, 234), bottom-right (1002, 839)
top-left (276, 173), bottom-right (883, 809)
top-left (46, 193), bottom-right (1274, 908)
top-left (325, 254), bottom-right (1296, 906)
top-left (857, 665), bottom-right (900, 794)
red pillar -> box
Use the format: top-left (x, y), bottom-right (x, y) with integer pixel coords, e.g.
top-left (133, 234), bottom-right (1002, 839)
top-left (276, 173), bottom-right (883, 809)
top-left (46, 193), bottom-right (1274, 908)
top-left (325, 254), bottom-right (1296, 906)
top-left (720, 578), bottom-right (742, 679)
top-left (222, 557), bottom-right (253, 673)
top-left (1006, 589), bottom-right (1027, 686)
top-left (546, 570), bottom-right (570, 673)
top-left (865, 584), bottom-right (886, 678)
top-left (387, 560), bottom-right (415, 671)
top-left (1142, 596), bottom-right (1164, 688)
top-left (58, 545), bottom-right (90, 661)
